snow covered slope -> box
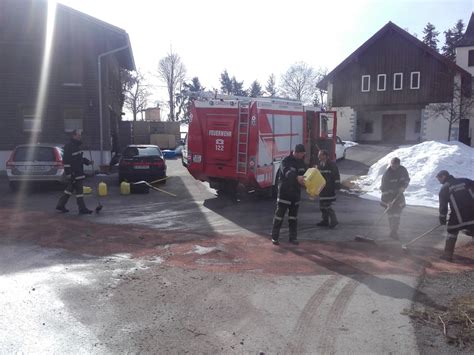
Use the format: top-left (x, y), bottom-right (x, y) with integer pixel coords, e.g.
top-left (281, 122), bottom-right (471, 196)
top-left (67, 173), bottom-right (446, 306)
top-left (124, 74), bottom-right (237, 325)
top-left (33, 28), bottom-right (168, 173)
top-left (357, 141), bottom-right (474, 208)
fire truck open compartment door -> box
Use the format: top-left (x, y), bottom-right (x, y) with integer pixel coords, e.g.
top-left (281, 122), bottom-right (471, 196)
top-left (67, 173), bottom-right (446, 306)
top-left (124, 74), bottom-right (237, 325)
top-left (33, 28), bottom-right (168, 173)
top-left (306, 110), bottom-right (337, 164)
top-left (256, 105), bottom-right (304, 188)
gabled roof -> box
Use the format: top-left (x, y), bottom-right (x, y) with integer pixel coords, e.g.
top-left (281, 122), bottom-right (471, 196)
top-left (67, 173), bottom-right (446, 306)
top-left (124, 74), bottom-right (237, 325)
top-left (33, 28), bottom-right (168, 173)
top-left (457, 12), bottom-right (474, 47)
top-left (318, 21), bottom-right (470, 90)
top-left (57, 2), bottom-right (135, 70)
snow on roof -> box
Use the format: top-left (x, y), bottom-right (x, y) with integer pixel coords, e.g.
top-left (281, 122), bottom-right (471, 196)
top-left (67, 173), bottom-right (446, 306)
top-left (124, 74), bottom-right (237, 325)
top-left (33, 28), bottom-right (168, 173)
top-left (356, 141), bottom-right (474, 208)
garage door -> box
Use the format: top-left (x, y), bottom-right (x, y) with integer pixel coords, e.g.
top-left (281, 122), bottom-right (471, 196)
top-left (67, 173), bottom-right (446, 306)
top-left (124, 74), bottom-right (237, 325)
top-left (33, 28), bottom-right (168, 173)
top-left (382, 114), bottom-right (406, 143)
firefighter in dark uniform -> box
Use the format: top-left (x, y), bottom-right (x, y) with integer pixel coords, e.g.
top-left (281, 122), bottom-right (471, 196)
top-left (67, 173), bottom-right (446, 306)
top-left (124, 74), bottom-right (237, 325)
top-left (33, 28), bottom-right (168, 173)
top-left (316, 149), bottom-right (341, 228)
top-left (436, 170), bottom-right (474, 262)
top-left (271, 144), bottom-right (307, 245)
top-left (56, 130), bottom-right (93, 214)
top-left (380, 157), bottom-right (410, 240)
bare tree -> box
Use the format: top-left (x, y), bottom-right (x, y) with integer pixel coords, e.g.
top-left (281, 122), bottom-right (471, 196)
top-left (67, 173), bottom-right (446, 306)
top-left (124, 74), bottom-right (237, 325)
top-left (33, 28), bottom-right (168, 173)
top-left (122, 69), bottom-right (151, 122)
top-left (157, 50), bottom-right (186, 121)
top-left (431, 81), bottom-right (474, 141)
top-left (315, 67), bottom-right (328, 107)
top-left (280, 62), bottom-right (317, 103)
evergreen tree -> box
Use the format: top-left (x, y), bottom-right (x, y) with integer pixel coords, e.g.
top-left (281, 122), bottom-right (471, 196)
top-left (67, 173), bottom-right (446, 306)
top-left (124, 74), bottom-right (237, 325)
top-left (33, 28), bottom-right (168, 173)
top-left (442, 19), bottom-right (465, 61)
top-left (176, 77), bottom-right (205, 123)
top-left (220, 70), bottom-right (233, 94)
top-left (265, 74), bottom-right (278, 97)
top-left (248, 80), bottom-right (263, 97)
top-left (231, 77), bottom-right (247, 96)
top-left (422, 22), bottom-right (439, 50)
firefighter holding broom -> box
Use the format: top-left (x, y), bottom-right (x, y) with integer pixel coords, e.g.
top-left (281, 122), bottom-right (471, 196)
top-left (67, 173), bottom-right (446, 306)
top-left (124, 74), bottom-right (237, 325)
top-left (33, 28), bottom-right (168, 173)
top-left (56, 130), bottom-right (93, 215)
top-left (380, 157), bottom-right (410, 240)
top-left (436, 170), bottom-right (474, 262)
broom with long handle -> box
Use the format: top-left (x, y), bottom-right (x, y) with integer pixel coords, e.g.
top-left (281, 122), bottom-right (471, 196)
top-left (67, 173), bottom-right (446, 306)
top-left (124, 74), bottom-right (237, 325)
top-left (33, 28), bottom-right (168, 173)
top-left (354, 193), bottom-right (400, 244)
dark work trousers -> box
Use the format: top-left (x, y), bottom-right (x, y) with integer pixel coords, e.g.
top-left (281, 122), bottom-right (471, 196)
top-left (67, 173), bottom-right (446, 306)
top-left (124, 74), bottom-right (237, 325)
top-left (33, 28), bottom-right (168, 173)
top-left (387, 206), bottom-right (403, 237)
top-left (320, 200), bottom-right (337, 224)
top-left (272, 200), bottom-right (300, 241)
top-left (56, 179), bottom-right (88, 211)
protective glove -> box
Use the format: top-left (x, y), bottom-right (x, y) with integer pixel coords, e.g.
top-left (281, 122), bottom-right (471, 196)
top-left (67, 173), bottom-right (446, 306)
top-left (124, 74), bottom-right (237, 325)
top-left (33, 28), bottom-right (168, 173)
top-left (439, 216), bottom-right (447, 225)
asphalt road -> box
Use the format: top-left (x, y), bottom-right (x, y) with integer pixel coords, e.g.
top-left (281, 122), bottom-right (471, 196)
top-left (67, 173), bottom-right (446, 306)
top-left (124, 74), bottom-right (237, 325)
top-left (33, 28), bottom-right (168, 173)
top-left (1, 145), bottom-right (472, 354)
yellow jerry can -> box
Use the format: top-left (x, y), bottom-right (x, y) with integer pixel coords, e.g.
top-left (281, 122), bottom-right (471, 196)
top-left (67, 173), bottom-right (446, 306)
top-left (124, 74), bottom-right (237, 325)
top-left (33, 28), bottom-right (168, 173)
top-left (83, 186), bottom-right (92, 194)
top-left (98, 181), bottom-right (108, 196)
top-left (120, 181), bottom-right (131, 195)
top-left (303, 168), bottom-right (326, 199)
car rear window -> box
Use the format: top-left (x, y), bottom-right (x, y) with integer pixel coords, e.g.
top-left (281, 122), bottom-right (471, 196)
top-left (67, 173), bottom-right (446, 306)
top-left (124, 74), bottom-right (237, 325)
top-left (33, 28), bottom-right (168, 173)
top-left (13, 146), bottom-right (56, 162)
top-left (123, 146), bottom-right (162, 158)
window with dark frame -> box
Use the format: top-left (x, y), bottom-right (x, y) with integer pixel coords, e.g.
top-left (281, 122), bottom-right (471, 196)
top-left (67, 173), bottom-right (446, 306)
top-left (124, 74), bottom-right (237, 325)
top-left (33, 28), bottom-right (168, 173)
top-left (361, 75), bottom-right (370, 92)
top-left (468, 50), bottom-right (474, 67)
top-left (363, 121), bottom-right (374, 134)
top-left (63, 107), bottom-right (84, 132)
top-left (393, 73), bottom-right (403, 90)
top-left (415, 120), bottom-right (421, 134)
top-left (377, 74), bottom-right (386, 91)
top-left (22, 106), bottom-right (41, 132)
top-left (410, 72), bottom-right (420, 89)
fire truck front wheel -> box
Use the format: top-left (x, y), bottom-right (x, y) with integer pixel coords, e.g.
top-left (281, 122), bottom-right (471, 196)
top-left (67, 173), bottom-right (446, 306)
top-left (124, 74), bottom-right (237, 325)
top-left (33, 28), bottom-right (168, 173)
top-left (215, 180), bottom-right (238, 197)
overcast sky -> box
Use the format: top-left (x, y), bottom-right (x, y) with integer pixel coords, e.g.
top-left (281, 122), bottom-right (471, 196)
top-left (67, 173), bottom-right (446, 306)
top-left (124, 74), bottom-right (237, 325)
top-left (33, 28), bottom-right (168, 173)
top-left (54, 0), bottom-right (472, 115)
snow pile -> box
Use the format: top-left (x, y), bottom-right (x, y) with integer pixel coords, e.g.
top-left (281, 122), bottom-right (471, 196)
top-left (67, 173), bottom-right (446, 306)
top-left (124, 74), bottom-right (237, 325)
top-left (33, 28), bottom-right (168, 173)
top-left (357, 141), bottom-right (474, 208)
top-left (343, 140), bottom-right (359, 148)
top-left (190, 245), bottom-right (218, 255)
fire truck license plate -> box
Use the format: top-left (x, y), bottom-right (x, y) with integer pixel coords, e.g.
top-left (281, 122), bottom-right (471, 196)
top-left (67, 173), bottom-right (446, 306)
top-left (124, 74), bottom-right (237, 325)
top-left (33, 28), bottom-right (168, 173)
top-left (134, 165), bottom-right (149, 169)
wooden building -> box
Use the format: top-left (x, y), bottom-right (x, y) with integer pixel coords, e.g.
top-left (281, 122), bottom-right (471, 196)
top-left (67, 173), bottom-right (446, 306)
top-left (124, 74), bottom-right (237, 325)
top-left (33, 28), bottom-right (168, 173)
top-left (318, 21), bottom-right (472, 145)
top-left (0, 0), bottom-right (135, 169)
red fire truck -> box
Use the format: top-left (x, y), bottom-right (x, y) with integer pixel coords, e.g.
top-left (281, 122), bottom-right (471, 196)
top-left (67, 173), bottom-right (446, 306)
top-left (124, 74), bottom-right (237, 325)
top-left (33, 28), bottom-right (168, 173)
top-left (184, 96), bottom-right (337, 195)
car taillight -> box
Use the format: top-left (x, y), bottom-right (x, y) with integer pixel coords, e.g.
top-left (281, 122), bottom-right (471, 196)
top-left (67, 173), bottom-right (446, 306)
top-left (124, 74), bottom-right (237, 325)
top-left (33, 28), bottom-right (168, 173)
top-left (53, 148), bottom-right (63, 167)
top-left (6, 151), bottom-right (15, 169)
top-left (150, 160), bottom-right (164, 167)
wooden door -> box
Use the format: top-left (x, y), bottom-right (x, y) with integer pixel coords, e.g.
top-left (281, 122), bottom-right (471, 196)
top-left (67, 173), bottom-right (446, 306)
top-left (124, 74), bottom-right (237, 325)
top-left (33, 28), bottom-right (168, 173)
top-left (382, 114), bottom-right (406, 143)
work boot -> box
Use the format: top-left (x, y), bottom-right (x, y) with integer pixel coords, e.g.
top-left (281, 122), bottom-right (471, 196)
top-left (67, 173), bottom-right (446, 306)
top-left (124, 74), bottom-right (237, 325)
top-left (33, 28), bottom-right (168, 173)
top-left (289, 239), bottom-right (299, 245)
top-left (79, 208), bottom-right (93, 215)
top-left (56, 194), bottom-right (70, 211)
top-left (316, 220), bottom-right (329, 227)
top-left (440, 238), bottom-right (456, 262)
top-left (328, 210), bottom-right (339, 229)
top-left (389, 230), bottom-right (400, 240)
top-left (271, 238), bottom-right (280, 245)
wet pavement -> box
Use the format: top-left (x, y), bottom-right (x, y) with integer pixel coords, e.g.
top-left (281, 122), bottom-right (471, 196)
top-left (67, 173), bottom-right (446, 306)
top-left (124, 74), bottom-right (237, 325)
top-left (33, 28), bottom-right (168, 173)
top-left (1, 147), bottom-right (473, 353)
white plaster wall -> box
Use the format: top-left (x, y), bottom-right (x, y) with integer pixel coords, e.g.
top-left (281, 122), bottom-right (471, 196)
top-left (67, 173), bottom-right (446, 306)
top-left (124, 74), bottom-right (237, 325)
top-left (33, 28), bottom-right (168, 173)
top-left (456, 47), bottom-right (474, 76)
top-left (0, 150), bottom-right (109, 173)
top-left (331, 106), bottom-right (355, 141)
top-left (422, 103), bottom-right (459, 141)
top-left (356, 110), bottom-right (421, 142)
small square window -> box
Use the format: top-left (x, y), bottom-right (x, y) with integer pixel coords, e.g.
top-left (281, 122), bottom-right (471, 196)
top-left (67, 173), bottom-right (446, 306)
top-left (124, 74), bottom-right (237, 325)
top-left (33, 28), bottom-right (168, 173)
top-left (393, 73), bottom-right (403, 90)
top-left (361, 75), bottom-right (370, 92)
top-left (468, 50), bottom-right (474, 67)
top-left (63, 107), bottom-right (83, 132)
top-left (22, 107), bottom-right (41, 132)
top-left (410, 72), bottom-right (420, 89)
top-left (377, 74), bottom-right (386, 91)
top-left (363, 121), bottom-right (374, 134)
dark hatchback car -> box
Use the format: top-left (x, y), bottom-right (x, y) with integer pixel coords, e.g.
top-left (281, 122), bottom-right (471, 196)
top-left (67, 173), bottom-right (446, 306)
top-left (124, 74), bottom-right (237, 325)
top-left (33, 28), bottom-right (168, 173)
top-left (118, 145), bottom-right (167, 184)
